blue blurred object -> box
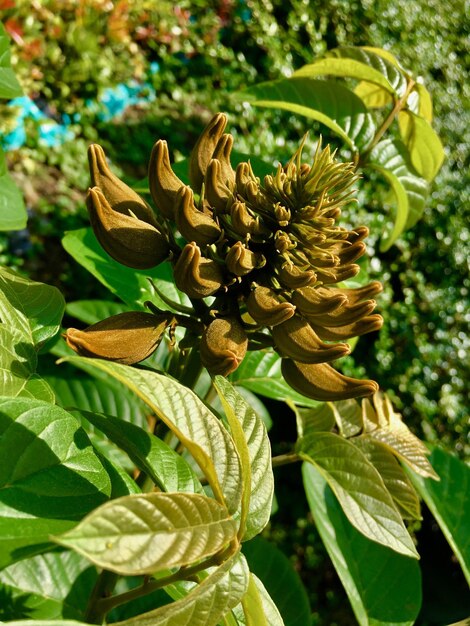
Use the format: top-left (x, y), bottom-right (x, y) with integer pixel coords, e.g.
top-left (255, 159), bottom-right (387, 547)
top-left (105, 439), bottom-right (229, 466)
top-left (2, 68), bottom-right (158, 150)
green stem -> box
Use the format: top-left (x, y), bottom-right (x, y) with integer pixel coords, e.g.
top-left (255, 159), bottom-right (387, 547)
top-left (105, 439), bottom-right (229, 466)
top-left (272, 452), bottom-right (301, 467)
top-left (92, 554), bottom-right (222, 618)
top-left (362, 77), bottom-right (416, 160)
top-left (84, 570), bottom-right (119, 624)
top-left (178, 345), bottom-right (204, 389)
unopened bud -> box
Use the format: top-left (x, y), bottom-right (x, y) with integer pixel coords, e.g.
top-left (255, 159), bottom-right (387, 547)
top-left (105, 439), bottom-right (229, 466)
top-left (200, 316), bottom-right (248, 376)
top-left (245, 285), bottom-right (296, 326)
top-left (225, 242), bottom-right (265, 276)
top-left (175, 186), bottom-right (221, 245)
top-left (174, 242), bottom-right (224, 299)
top-left (189, 113), bottom-right (227, 192)
top-left (148, 140), bottom-right (185, 220)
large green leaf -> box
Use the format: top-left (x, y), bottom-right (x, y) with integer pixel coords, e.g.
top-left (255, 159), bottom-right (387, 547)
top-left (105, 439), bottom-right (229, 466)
top-left (242, 77), bottom-right (375, 151)
top-left (408, 446), bottom-right (470, 586)
top-left (63, 357), bottom-right (243, 515)
top-left (62, 228), bottom-right (190, 310)
top-left (398, 110), bottom-right (445, 181)
top-left (0, 397), bottom-right (111, 568)
top-left (233, 573), bottom-right (284, 626)
top-left (213, 377), bottom-right (274, 541)
top-left (298, 432), bottom-right (418, 557)
top-left (66, 299), bottom-right (131, 325)
top-left (368, 138), bottom-right (428, 250)
top-left (0, 172), bottom-right (27, 232)
top-left (0, 550), bottom-right (97, 620)
top-left (0, 267), bottom-right (65, 347)
top-left (55, 492), bottom-right (237, 575)
top-left (303, 463), bottom-right (421, 626)
top-left (0, 326), bottom-right (37, 398)
top-left (113, 552), bottom-right (249, 626)
top-left (242, 536), bottom-right (310, 626)
top-left (295, 46), bottom-right (408, 98)
top-left (0, 22), bottom-right (23, 98)
top-left (80, 410), bottom-right (204, 495)
top-left (230, 350), bottom-right (321, 408)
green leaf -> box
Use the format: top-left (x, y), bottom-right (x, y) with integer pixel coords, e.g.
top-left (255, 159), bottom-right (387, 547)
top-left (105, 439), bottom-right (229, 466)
top-left (354, 80), bottom-right (393, 108)
top-left (213, 377), bottom-right (274, 541)
top-left (0, 173), bottom-right (27, 231)
top-left (18, 374), bottom-right (55, 403)
top-left (113, 552), bottom-right (249, 626)
top-left (242, 77), bottom-right (375, 151)
top-left (80, 410), bottom-right (204, 495)
top-left (368, 139), bottom-right (428, 250)
top-left (407, 446), bottom-right (470, 586)
top-left (234, 573), bottom-right (285, 626)
top-left (298, 432), bottom-right (418, 557)
top-left (55, 492), bottom-right (237, 575)
top-left (230, 350), bottom-right (321, 407)
top-left (1, 621), bottom-right (89, 626)
top-left (398, 110), bottom-right (444, 181)
top-left (414, 83), bottom-right (433, 122)
top-left (62, 357), bottom-right (243, 515)
top-left (291, 402), bottom-right (335, 439)
top-left (0, 23), bottom-right (22, 98)
top-left (0, 397), bottom-right (111, 568)
top-left (0, 266), bottom-right (65, 347)
top-left (0, 551), bottom-right (97, 620)
top-left (330, 398), bottom-right (363, 438)
top-left (62, 228), bottom-right (190, 310)
top-left (242, 536), bottom-right (310, 626)
top-left (353, 437), bottom-right (421, 520)
top-left (0, 326), bottom-right (37, 397)
top-left (303, 463), bottom-right (421, 626)
top-left (66, 299), bottom-right (131, 325)
top-left (294, 46), bottom-right (408, 98)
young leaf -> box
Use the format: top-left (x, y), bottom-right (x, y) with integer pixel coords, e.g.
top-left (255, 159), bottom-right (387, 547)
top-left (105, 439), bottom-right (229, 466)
top-left (0, 397), bottom-right (111, 568)
top-left (330, 398), bottom-right (363, 437)
top-left (80, 410), bottom-right (205, 495)
top-left (407, 446), bottom-right (470, 586)
top-left (291, 402), bottom-right (336, 439)
top-left (213, 376), bottom-right (274, 541)
top-left (242, 536), bottom-right (310, 626)
top-left (353, 436), bottom-right (421, 520)
top-left (62, 228), bottom-right (190, 310)
top-left (112, 552), bottom-right (249, 626)
top-left (303, 463), bottom-right (422, 626)
top-left (294, 46), bottom-right (408, 98)
top-left (234, 573), bottom-right (285, 626)
top-left (398, 110), bottom-right (445, 181)
top-left (354, 80), bottom-right (393, 108)
top-left (0, 551), bottom-right (97, 620)
top-left (297, 431), bottom-right (419, 557)
top-left (241, 77), bottom-right (375, 151)
top-left (0, 266), bottom-right (65, 347)
top-left (368, 138), bottom-right (428, 250)
top-left (62, 357), bottom-right (243, 515)
top-left (0, 172), bottom-right (27, 231)
top-left (230, 350), bottom-right (321, 407)
top-left (55, 492), bottom-right (238, 575)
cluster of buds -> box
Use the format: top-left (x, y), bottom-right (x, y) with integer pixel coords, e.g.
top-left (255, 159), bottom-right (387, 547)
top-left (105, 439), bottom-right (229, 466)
top-left (66, 113), bottom-right (383, 401)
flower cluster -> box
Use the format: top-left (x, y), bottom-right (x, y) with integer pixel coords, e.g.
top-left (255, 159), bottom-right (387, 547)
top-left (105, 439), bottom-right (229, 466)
top-left (66, 113), bottom-right (383, 401)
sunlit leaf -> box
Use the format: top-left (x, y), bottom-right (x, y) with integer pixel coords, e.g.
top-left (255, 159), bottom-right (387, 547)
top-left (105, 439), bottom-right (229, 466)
top-left (0, 22), bottom-right (23, 98)
top-left (290, 402), bottom-right (335, 439)
top-left (66, 299), bottom-right (131, 325)
top-left (294, 46), bottom-right (408, 97)
top-left (213, 377), bottom-right (274, 541)
top-left (112, 552), bottom-right (249, 626)
top-left (398, 110), bottom-right (444, 181)
top-left (298, 431), bottom-right (418, 557)
top-left (0, 397), bottom-right (111, 568)
top-left (55, 492), bottom-right (237, 575)
top-left (330, 398), bottom-right (362, 437)
top-left (354, 80), bottom-right (393, 108)
top-left (0, 173), bottom-right (27, 231)
top-left (233, 573), bottom-right (285, 626)
top-left (408, 446), bottom-right (470, 586)
top-left (0, 551), bottom-right (97, 620)
top-left (303, 463), bottom-right (421, 626)
top-left (62, 357), bottom-right (243, 515)
top-left (368, 138), bottom-right (428, 250)
top-left (241, 77), bottom-right (375, 150)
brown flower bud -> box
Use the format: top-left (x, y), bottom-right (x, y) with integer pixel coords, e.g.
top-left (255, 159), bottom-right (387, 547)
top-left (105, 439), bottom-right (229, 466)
top-left (245, 285), bottom-right (296, 327)
top-left (314, 264), bottom-right (361, 284)
top-left (88, 144), bottom-right (158, 227)
top-left (175, 186), bottom-right (221, 245)
top-left (148, 140), bottom-right (185, 220)
top-left (292, 285), bottom-right (348, 316)
top-left (303, 299), bottom-right (377, 327)
top-left (230, 201), bottom-right (268, 237)
top-left (204, 159), bottom-right (232, 212)
top-left (225, 242), bottom-right (265, 276)
top-left (189, 113), bottom-right (227, 192)
top-left (276, 263), bottom-right (317, 290)
top-left (309, 314), bottom-right (384, 341)
top-left (281, 359), bottom-right (379, 401)
top-left (212, 133), bottom-right (235, 188)
top-left (326, 281), bottom-right (383, 305)
top-left (200, 316), bottom-right (248, 376)
top-left (271, 315), bottom-right (350, 363)
top-left (65, 312), bottom-right (172, 364)
top-left (173, 242), bottom-right (224, 299)
top-left (86, 187), bottom-right (169, 269)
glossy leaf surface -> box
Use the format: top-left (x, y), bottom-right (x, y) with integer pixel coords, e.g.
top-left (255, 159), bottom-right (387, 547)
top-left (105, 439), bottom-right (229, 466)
top-left (398, 110), bottom-right (445, 181)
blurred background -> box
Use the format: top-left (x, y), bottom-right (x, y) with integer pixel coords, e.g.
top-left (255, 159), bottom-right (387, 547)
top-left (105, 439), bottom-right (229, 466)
top-left (0, 2), bottom-right (468, 623)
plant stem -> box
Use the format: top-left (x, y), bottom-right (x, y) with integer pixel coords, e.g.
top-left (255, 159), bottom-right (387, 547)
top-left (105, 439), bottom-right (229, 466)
top-left (84, 570), bottom-right (119, 624)
top-left (362, 77), bottom-right (416, 158)
top-left (178, 345), bottom-right (204, 389)
top-left (91, 554), bottom-right (221, 618)
top-left (271, 452), bottom-right (301, 467)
